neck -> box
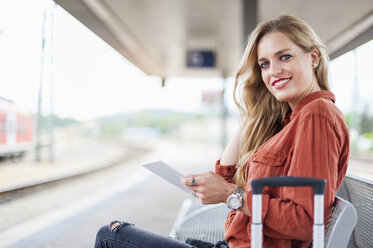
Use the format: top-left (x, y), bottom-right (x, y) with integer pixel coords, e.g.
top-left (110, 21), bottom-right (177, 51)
top-left (289, 81), bottom-right (321, 110)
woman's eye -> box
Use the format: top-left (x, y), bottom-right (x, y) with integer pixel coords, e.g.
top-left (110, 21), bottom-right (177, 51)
top-left (260, 61), bottom-right (269, 69)
top-left (281, 54), bottom-right (292, 61)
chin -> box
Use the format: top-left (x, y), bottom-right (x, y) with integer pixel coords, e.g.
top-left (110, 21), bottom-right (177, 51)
top-left (272, 93), bottom-right (289, 103)
top-left (272, 89), bottom-right (297, 104)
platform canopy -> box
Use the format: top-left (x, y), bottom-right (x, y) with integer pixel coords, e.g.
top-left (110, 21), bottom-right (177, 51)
top-left (53, 0), bottom-right (373, 78)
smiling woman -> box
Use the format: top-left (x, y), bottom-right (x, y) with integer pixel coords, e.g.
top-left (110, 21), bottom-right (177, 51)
top-left (94, 15), bottom-right (350, 248)
top-left (221, 15), bottom-right (349, 248)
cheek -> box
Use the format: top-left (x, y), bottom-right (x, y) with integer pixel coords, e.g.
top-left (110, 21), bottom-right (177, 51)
top-left (297, 66), bottom-right (313, 83)
top-left (261, 72), bottom-right (273, 92)
top-left (295, 59), bottom-right (313, 81)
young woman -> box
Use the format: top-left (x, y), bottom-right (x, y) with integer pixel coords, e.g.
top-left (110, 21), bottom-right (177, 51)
top-left (95, 15), bottom-right (349, 248)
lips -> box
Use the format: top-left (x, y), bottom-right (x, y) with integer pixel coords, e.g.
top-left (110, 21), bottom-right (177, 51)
top-left (272, 77), bottom-right (291, 89)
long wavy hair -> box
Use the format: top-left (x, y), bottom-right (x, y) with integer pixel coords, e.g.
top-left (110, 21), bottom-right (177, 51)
top-left (234, 15), bottom-right (330, 187)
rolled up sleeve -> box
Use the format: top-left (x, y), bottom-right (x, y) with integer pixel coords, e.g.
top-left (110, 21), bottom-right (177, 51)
top-left (215, 160), bottom-right (237, 183)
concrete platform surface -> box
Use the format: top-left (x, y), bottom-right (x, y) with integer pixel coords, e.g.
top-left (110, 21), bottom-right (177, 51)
top-left (0, 138), bottom-right (221, 248)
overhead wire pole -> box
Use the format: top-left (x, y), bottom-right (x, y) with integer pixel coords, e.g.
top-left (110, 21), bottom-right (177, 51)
top-left (353, 49), bottom-right (359, 121)
top-left (351, 48), bottom-right (360, 152)
top-left (48, 2), bottom-right (56, 162)
top-left (36, 1), bottom-right (48, 162)
top-left (36, 0), bottom-right (55, 162)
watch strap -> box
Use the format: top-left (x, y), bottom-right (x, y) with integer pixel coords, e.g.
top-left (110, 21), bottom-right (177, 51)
top-left (234, 187), bottom-right (245, 196)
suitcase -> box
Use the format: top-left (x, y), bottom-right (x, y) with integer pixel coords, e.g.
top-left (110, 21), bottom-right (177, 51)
top-left (250, 176), bottom-right (326, 248)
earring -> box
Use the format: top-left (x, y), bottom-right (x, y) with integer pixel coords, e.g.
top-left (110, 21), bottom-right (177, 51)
top-left (313, 63), bottom-right (318, 68)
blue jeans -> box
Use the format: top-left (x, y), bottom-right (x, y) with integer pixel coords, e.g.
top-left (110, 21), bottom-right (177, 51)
top-left (94, 221), bottom-right (229, 248)
top-left (94, 221), bottom-right (195, 248)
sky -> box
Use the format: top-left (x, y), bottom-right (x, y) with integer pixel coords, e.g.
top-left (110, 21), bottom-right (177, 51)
top-left (0, 0), bottom-right (372, 121)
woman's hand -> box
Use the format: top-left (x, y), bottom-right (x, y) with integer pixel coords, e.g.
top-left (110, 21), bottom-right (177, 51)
top-left (181, 171), bottom-right (236, 205)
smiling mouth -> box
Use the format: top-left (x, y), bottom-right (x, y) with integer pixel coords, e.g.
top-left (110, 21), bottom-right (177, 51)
top-left (272, 78), bottom-right (291, 89)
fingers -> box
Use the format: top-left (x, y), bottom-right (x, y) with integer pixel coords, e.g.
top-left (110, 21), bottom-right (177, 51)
top-left (181, 174), bottom-right (199, 187)
top-left (191, 177), bottom-right (197, 186)
top-left (181, 171), bottom-right (217, 188)
top-left (181, 172), bottom-right (227, 204)
top-left (180, 177), bottom-right (198, 199)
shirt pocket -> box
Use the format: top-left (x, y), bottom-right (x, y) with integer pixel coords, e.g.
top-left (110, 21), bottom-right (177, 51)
top-left (249, 149), bottom-right (287, 178)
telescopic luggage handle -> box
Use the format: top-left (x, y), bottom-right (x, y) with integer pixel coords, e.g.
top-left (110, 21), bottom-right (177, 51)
top-left (250, 176), bottom-right (326, 248)
top-left (251, 176), bottom-right (326, 194)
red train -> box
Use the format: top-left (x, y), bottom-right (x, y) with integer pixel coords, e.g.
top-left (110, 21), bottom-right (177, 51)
top-left (0, 97), bottom-right (34, 157)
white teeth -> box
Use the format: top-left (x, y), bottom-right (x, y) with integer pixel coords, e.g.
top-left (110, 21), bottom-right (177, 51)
top-left (274, 79), bottom-right (289, 86)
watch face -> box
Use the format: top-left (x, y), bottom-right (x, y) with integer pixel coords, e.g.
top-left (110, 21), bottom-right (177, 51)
top-left (231, 198), bottom-right (241, 207)
top-left (228, 196), bottom-right (242, 209)
top-left (227, 187), bottom-right (244, 210)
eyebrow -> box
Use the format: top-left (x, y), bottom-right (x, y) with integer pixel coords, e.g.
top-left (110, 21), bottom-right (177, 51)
top-left (257, 48), bottom-right (292, 63)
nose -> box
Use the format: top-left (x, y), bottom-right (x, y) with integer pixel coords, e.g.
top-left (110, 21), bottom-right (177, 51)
top-left (270, 62), bottom-right (283, 76)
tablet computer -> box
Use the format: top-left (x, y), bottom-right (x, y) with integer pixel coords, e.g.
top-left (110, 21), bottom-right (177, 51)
top-left (142, 160), bottom-right (192, 193)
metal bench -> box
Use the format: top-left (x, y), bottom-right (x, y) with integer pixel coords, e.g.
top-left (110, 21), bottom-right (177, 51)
top-left (325, 196), bottom-right (357, 248)
top-left (337, 175), bottom-right (373, 248)
top-left (171, 179), bottom-right (358, 247)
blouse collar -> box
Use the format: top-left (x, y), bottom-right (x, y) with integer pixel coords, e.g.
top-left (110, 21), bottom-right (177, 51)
top-left (283, 90), bottom-right (335, 125)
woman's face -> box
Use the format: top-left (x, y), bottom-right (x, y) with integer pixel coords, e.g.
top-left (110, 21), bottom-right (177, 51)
top-left (257, 31), bottom-right (320, 110)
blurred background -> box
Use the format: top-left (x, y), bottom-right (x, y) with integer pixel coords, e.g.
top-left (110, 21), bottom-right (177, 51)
top-left (0, 0), bottom-right (372, 247)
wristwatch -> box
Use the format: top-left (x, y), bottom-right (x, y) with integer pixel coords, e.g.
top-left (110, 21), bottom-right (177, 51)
top-left (226, 187), bottom-right (245, 210)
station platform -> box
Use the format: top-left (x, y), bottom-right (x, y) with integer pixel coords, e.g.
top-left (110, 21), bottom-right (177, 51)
top-left (0, 137), bottom-right (221, 248)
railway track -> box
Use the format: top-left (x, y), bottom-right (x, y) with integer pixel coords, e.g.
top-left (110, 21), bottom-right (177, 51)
top-left (0, 146), bottom-right (149, 204)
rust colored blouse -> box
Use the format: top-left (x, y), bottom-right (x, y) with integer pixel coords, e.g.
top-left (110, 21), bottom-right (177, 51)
top-left (215, 91), bottom-right (349, 248)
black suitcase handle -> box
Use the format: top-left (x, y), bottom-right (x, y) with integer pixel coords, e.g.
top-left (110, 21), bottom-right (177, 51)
top-left (251, 176), bottom-right (326, 195)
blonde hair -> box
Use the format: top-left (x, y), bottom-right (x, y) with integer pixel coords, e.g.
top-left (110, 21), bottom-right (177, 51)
top-left (233, 15), bottom-right (330, 187)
